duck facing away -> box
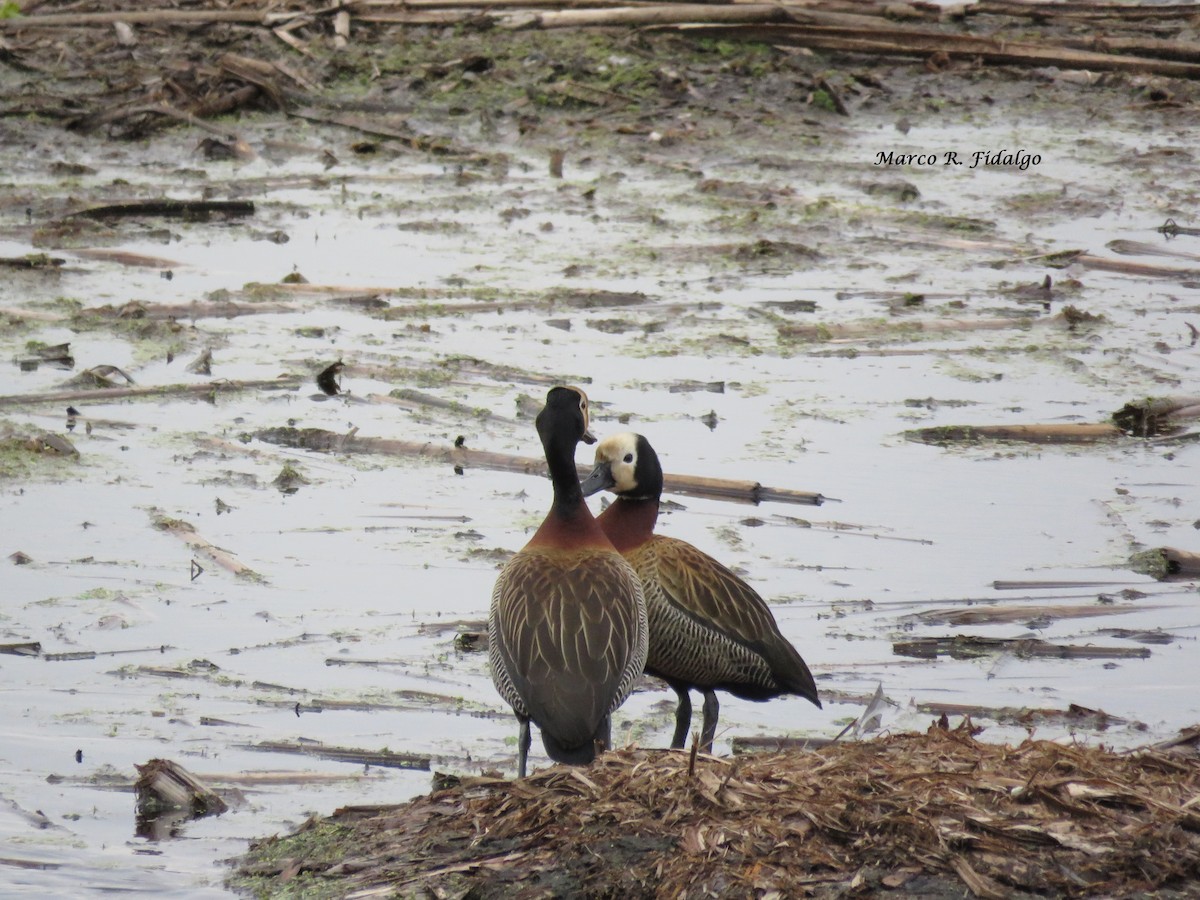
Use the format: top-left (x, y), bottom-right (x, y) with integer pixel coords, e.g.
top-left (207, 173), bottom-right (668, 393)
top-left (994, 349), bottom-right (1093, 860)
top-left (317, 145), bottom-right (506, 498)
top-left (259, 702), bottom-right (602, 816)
top-left (581, 432), bottom-right (820, 753)
top-left (489, 387), bottom-right (648, 777)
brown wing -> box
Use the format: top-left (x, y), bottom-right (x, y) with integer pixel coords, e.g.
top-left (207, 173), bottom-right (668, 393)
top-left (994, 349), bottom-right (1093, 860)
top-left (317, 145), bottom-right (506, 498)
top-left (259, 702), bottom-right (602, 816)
top-left (490, 548), bottom-right (646, 752)
top-left (632, 535), bottom-right (817, 701)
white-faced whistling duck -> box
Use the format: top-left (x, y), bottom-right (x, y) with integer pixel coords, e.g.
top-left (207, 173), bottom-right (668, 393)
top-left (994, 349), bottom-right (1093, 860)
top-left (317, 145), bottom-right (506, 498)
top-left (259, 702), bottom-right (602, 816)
top-left (488, 388), bottom-right (649, 777)
top-left (580, 432), bottom-right (820, 753)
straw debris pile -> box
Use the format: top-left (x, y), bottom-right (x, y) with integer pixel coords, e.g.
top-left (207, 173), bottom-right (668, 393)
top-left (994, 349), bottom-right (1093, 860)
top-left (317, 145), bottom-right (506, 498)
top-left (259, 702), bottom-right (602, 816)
top-left (235, 723), bottom-right (1200, 898)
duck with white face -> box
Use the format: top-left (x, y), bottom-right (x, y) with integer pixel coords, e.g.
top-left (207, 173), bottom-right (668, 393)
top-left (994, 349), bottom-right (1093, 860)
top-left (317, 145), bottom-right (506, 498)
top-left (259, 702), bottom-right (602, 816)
top-left (581, 432), bottom-right (821, 753)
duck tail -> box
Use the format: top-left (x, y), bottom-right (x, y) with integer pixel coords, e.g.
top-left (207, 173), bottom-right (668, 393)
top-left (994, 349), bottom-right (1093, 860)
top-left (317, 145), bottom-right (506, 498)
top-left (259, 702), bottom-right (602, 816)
top-left (785, 665), bottom-right (823, 709)
top-left (540, 714), bottom-right (610, 765)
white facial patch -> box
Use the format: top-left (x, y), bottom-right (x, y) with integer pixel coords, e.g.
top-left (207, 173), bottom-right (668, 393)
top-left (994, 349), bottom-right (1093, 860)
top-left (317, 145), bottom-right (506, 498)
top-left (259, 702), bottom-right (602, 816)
top-left (595, 432), bottom-right (640, 494)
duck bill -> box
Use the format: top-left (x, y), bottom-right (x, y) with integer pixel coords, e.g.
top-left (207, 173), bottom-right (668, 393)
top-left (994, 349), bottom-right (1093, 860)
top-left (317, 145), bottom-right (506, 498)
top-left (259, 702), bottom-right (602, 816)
top-left (582, 425), bottom-right (597, 445)
top-left (579, 461), bottom-right (614, 497)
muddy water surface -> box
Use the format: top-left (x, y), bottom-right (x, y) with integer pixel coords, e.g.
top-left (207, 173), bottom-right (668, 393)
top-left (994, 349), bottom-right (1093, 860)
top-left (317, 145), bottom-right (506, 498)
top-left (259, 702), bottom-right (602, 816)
top-left (2, 76), bottom-right (1200, 896)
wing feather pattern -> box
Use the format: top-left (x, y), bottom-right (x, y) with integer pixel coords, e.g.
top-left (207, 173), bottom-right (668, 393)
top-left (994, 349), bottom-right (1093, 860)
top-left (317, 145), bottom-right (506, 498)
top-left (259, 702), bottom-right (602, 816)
top-left (631, 535), bottom-right (818, 703)
top-left (489, 548), bottom-right (646, 761)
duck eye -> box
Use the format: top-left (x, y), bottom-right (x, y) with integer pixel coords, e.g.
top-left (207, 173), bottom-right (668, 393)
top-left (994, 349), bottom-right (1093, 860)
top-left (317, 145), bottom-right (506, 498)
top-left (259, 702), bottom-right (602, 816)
top-left (623, 453), bottom-right (634, 463)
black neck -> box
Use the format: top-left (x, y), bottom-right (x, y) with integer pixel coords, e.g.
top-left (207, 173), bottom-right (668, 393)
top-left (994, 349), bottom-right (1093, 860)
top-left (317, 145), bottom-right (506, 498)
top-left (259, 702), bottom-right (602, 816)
top-left (632, 434), bottom-right (664, 501)
top-left (542, 429), bottom-right (584, 514)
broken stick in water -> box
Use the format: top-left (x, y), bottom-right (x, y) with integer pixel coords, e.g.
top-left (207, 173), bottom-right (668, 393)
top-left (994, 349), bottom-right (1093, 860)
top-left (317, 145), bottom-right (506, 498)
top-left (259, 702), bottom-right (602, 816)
top-left (906, 423), bottom-right (1122, 444)
top-left (0, 376), bottom-right (301, 409)
top-left (64, 199), bottom-right (255, 221)
top-left (1112, 395), bottom-right (1200, 437)
top-left (731, 735), bottom-right (835, 754)
top-left (150, 511), bottom-right (262, 580)
top-left (368, 388), bottom-right (520, 425)
top-left (254, 426), bottom-right (827, 506)
top-left (243, 740), bottom-right (431, 771)
top-left (85, 298), bottom-right (298, 319)
top-left (905, 603), bottom-right (1158, 627)
top-left (1128, 547), bottom-right (1200, 581)
top-left (0, 254), bottom-right (65, 269)
top-left (915, 701), bottom-right (1132, 731)
top-left (892, 635), bottom-right (1151, 661)
top-left (134, 759), bottom-right (229, 819)
top-left (0, 642), bottom-right (42, 657)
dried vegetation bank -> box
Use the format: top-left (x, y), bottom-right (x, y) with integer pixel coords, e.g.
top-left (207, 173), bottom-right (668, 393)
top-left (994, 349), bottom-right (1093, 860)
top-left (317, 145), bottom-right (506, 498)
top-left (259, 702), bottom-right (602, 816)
top-left (234, 724), bottom-right (1200, 899)
top-left (3, 0), bottom-right (1200, 159)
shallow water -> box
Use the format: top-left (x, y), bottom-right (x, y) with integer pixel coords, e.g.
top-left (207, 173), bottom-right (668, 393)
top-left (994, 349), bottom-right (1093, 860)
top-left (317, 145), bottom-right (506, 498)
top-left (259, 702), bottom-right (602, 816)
top-left (1, 86), bottom-right (1199, 895)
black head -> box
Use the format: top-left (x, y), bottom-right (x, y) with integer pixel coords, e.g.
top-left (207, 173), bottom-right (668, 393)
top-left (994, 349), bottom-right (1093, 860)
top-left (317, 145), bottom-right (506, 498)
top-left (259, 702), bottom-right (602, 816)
top-left (580, 432), bottom-right (663, 500)
top-left (536, 385), bottom-right (596, 450)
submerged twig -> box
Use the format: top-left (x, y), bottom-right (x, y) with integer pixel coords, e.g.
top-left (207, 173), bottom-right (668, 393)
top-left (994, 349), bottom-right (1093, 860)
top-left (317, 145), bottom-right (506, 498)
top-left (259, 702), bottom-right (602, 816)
top-left (0, 377), bottom-right (301, 408)
top-left (905, 603), bottom-right (1159, 627)
top-left (906, 423), bottom-right (1122, 445)
top-left (368, 389), bottom-right (520, 425)
top-left (1128, 547), bottom-right (1200, 581)
top-left (780, 308), bottom-right (1094, 344)
top-left (150, 511), bottom-right (262, 580)
top-left (1112, 395), bottom-right (1200, 437)
top-left (667, 15), bottom-right (1200, 80)
top-left (893, 635), bottom-right (1151, 661)
top-left (1159, 219), bottom-right (1200, 238)
top-left (290, 107), bottom-right (489, 160)
top-left (243, 740), bottom-right (431, 771)
top-left (730, 735), bottom-right (836, 754)
top-left (915, 701), bottom-right (1133, 731)
top-left (64, 200), bottom-right (255, 221)
top-left (0, 642), bottom-right (42, 657)
top-left (0, 254), bottom-right (65, 269)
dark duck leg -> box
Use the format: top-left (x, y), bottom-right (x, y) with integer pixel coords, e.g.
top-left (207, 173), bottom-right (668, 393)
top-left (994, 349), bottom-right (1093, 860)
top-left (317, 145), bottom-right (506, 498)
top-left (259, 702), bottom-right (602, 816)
top-left (669, 684), bottom-right (692, 751)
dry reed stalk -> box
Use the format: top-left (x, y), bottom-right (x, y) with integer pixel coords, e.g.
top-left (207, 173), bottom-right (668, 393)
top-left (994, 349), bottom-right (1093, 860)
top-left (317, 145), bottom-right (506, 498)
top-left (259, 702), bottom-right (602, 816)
top-left (906, 423), bottom-right (1123, 444)
top-left (0, 377), bottom-right (301, 408)
top-left (1113, 395), bottom-right (1200, 436)
top-left (150, 512), bottom-right (261, 579)
top-left (254, 426), bottom-right (827, 505)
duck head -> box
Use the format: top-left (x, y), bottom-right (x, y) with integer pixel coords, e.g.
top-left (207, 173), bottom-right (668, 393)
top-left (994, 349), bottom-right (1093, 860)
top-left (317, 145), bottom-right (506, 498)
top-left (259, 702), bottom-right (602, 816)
top-left (536, 385), bottom-right (596, 448)
top-left (581, 432), bottom-right (663, 501)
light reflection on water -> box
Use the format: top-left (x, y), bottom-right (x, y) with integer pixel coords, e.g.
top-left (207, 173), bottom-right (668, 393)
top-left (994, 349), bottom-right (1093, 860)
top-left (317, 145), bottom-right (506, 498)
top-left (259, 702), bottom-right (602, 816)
top-left (2, 102), bottom-right (1199, 895)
